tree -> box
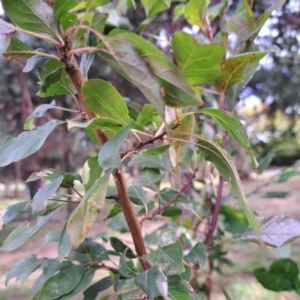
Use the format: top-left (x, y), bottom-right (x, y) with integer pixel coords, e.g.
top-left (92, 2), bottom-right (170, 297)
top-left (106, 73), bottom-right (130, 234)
top-left (0, 0), bottom-right (300, 299)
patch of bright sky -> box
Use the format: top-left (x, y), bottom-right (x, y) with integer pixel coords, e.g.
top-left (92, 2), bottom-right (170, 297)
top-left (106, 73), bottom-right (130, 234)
top-left (0, 2), bottom-right (3, 16)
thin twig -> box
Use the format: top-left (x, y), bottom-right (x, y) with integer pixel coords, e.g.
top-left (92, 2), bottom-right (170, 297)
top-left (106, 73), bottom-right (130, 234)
top-left (139, 168), bottom-right (198, 222)
top-left (121, 123), bottom-right (180, 159)
top-left (205, 175), bottom-right (223, 248)
top-left (89, 262), bottom-right (119, 273)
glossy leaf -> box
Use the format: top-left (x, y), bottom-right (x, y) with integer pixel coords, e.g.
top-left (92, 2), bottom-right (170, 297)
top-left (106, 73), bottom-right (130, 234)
top-left (2, 0), bottom-right (56, 36)
top-left (83, 276), bottom-right (112, 300)
top-left (67, 172), bottom-right (111, 248)
top-left (184, 0), bottom-right (209, 30)
top-left (58, 224), bottom-right (72, 261)
top-left (239, 215), bottom-right (300, 247)
top-left (57, 268), bottom-right (95, 300)
top-left (213, 51), bottom-right (272, 92)
top-left (254, 259), bottom-right (299, 292)
top-left (1, 204), bottom-right (66, 251)
top-left (168, 114), bottom-right (195, 172)
top-left (119, 249), bottom-right (136, 278)
top-left (184, 242), bottom-right (206, 267)
top-left (128, 185), bottom-right (147, 206)
top-left (38, 60), bottom-right (73, 97)
top-left (116, 279), bottom-right (141, 300)
top-left (133, 168), bottom-right (163, 191)
top-left (172, 31), bottom-right (225, 85)
top-left (196, 108), bottom-right (257, 169)
top-left (40, 66), bottom-right (63, 93)
top-left (82, 79), bottom-right (130, 126)
top-left (32, 260), bottom-right (73, 293)
top-left (54, 0), bottom-right (78, 21)
top-left (31, 176), bottom-right (63, 214)
top-left (105, 202), bottom-right (122, 219)
top-left (32, 265), bottom-right (87, 300)
top-left (161, 206), bottom-right (182, 221)
top-left (98, 124), bottom-right (131, 169)
top-left (110, 237), bottom-right (135, 258)
top-left (26, 100), bottom-right (56, 121)
top-left (257, 149), bottom-right (278, 174)
top-left (2, 36), bottom-right (32, 62)
top-left (134, 266), bottom-right (169, 299)
top-left (143, 145), bottom-right (171, 156)
top-left (82, 156), bottom-right (103, 192)
top-left (0, 120), bottom-right (63, 167)
top-left (147, 240), bottom-right (185, 275)
top-left (0, 201), bottom-right (28, 230)
top-left (87, 0), bottom-right (111, 10)
top-left (220, 205), bottom-right (248, 234)
top-left (135, 104), bottom-right (158, 128)
top-left (195, 137), bottom-right (260, 236)
top-left (23, 48), bottom-right (52, 73)
top-left (5, 255), bottom-right (43, 286)
top-left (92, 12), bottom-right (108, 34)
top-left (80, 31), bottom-right (97, 79)
top-left (128, 152), bottom-right (173, 171)
top-left (160, 188), bottom-right (190, 204)
top-left (167, 275), bottom-right (199, 300)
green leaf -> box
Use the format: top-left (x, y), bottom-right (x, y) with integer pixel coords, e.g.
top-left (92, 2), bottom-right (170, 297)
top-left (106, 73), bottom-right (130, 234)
top-left (40, 66), bottom-right (63, 93)
top-left (134, 266), bottom-right (169, 299)
top-left (239, 215), bottom-right (300, 248)
top-left (147, 240), bottom-right (185, 275)
top-left (143, 145), bottom-right (171, 156)
top-left (262, 191), bottom-right (289, 198)
top-left (54, 0), bottom-right (78, 21)
top-left (257, 149), bottom-right (278, 174)
top-left (2, 0), bottom-right (56, 36)
top-left (184, 0), bottom-right (209, 30)
top-left (83, 277), bottom-right (112, 300)
top-left (172, 31), bottom-right (225, 85)
top-left (220, 205), bottom-right (248, 234)
top-left (161, 206), bottom-right (182, 221)
top-left (116, 279), bottom-right (141, 300)
top-left (80, 31), bottom-right (97, 79)
top-left (180, 265), bottom-right (191, 282)
top-left (87, 0), bottom-right (111, 10)
top-left (67, 172), bottom-right (111, 248)
top-left (119, 249), bottom-right (136, 278)
top-left (196, 108), bottom-right (257, 169)
top-left (195, 137), bottom-right (260, 236)
top-left (67, 118), bottom-right (123, 134)
top-left (160, 188), bottom-right (189, 204)
top-left (5, 255), bottom-right (43, 286)
top-left (133, 168), bottom-right (163, 191)
top-left (168, 114), bottom-right (195, 172)
top-left (92, 12), bottom-right (108, 33)
top-left (167, 275), bottom-right (199, 299)
top-left (32, 265), bottom-right (87, 300)
top-left (275, 167), bottom-right (300, 183)
top-left (0, 201), bottom-right (28, 230)
top-left (26, 100), bottom-right (56, 121)
top-left (135, 104), bottom-right (158, 128)
top-left (98, 124), bottom-right (131, 169)
top-left (184, 242), bottom-right (206, 267)
top-left (213, 51), bottom-right (271, 92)
top-left (128, 185), bottom-right (147, 206)
top-left (106, 202), bottom-right (122, 219)
top-left (59, 12), bottom-right (77, 31)
top-left (110, 237), bottom-right (135, 258)
top-left (2, 36), bottom-right (32, 62)
top-left (1, 204), bottom-right (67, 251)
top-left (32, 260), bottom-right (73, 293)
top-left (58, 224), bottom-right (72, 261)
top-left (128, 153), bottom-right (173, 171)
top-left (56, 269), bottom-right (95, 300)
top-left (23, 48), bottom-right (52, 73)
top-left (31, 176), bottom-right (63, 214)
top-left (38, 60), bottom-right (73, 97)
top-left (82, 79), bottom-right (130, 126)
top-left (82, 156), bottom-right (103, 192)
top-left (43, 231), bottom-right (61, 247)
top-left (254, 259), bottom-right (299, 292)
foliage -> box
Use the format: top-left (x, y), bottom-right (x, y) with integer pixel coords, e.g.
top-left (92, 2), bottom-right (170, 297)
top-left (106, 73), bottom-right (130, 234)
top-left (0, 0), bottom-right (299, 299)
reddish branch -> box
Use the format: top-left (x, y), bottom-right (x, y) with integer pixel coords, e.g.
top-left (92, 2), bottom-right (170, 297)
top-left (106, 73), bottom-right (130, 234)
top-left (139, 168), bottom-right (198, 223)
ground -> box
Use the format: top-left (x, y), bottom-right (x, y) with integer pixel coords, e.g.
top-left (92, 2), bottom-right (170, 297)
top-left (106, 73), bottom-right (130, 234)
top-left (0, 168), bottom-right (299, 300)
